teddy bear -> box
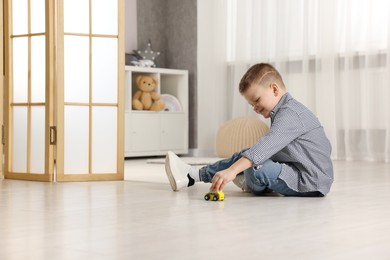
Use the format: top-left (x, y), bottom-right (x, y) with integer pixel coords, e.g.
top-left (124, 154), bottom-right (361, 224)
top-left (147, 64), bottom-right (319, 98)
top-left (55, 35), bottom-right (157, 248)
top-left (132, 75), bottom-right (165, 111)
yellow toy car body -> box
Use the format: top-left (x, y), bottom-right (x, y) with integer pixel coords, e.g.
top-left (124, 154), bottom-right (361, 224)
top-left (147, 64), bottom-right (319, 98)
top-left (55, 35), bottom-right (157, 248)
top-left (204, 190), bottom-right (225, 201)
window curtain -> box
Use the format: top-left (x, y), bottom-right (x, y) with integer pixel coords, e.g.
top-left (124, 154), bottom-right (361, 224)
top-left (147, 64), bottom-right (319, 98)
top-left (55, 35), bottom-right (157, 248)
top-left (225, 0), bottom-right (390, 162)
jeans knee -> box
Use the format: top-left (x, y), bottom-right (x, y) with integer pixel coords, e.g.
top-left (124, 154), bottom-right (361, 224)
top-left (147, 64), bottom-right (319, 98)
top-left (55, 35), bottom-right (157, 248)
top-left (253, 160), bottom-right (282, 183)
top-left (244, 168), bottom-right (266, 192)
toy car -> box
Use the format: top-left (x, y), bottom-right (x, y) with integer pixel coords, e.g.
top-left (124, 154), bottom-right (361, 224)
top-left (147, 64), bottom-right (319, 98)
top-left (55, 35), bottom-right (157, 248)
top-left (204, 190), bottom-right (225, 201)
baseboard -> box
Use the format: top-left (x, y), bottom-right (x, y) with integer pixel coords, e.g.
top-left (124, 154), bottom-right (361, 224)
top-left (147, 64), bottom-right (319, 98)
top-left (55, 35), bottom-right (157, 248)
top-left (188, 148), bottom-right (217, 157)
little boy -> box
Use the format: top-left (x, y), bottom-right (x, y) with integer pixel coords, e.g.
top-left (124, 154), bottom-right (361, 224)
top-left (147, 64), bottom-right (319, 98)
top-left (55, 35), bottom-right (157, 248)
top-left (165, 63), bottom-right (333, 197)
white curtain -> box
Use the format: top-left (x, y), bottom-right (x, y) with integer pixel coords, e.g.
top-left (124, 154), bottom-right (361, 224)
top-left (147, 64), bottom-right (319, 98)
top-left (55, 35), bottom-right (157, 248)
top-left (225, 0), bottom-right (390, 162)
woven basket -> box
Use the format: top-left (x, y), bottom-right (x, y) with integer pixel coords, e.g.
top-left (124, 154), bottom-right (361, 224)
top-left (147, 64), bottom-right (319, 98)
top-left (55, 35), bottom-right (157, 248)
top-left (216, 117), bottom-right (269, 158)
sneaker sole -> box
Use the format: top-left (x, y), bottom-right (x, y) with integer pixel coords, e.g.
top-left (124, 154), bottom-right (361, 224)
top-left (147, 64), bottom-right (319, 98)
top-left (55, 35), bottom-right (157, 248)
top-left (165, 153), bottom-right (177, 191)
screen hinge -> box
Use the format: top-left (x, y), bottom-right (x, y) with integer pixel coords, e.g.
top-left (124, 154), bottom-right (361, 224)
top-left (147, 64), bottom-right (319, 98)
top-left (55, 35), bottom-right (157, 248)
top-left (2, 125), bottom-right (4, 145)
top-left (50, 126), bottom-right (57, 145)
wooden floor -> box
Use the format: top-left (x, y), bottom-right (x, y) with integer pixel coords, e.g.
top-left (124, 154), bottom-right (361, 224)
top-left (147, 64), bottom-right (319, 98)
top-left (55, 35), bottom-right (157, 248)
top-left (1, 159), bottom-right (390, 260)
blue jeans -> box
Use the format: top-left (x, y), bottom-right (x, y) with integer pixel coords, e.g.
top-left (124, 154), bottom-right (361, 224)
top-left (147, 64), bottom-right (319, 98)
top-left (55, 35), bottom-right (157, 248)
top-left (199, 149), bottom-right (323, 197)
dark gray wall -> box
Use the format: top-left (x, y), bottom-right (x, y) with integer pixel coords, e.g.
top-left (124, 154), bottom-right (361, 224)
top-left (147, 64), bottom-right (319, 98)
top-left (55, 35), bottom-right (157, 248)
top-left (137, 0), bottom-right (197, 149)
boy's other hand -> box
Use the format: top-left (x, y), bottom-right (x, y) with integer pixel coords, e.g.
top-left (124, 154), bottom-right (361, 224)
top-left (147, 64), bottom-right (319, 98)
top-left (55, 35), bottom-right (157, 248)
top-left (210, 169), bottom-right (238, 191)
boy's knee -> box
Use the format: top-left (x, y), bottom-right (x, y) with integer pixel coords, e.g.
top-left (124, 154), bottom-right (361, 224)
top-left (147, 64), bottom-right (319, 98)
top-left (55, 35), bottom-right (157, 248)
top-left (244, 168), bottom-right (266, 192)
top-left (254, 160), bottom-right (282, 182)
top-left (242, 160), bottom-right (282, 192)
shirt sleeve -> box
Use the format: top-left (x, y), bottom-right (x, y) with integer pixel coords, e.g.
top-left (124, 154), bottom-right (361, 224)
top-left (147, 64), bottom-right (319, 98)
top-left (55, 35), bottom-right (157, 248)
top-left (242, 107), bottom-right (306, 166)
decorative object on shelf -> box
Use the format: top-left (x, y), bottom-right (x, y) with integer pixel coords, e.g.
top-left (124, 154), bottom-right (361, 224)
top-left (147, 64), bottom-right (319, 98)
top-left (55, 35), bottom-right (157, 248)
top-left (128, 40), bottom-right (160, 67)
top-left (161, 94), bottom-right (182, 112)
top-left (132, 75), bottom-right (165, 111)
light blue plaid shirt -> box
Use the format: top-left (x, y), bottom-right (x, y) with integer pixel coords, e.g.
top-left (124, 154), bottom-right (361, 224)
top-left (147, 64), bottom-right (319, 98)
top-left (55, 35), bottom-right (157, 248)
top-left (242, 92), bottom-right (334, 195)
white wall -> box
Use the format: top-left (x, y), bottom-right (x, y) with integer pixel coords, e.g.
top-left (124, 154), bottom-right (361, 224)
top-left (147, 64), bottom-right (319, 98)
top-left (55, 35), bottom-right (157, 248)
top-left (196, 0), bottom-right (229, 156)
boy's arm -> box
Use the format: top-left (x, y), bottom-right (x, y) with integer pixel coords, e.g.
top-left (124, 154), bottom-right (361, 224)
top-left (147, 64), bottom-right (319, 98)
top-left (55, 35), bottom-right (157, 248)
top-left (210, 156), bottom-right (252, 191)
top-left (243, 108), bottom-right (305, 166)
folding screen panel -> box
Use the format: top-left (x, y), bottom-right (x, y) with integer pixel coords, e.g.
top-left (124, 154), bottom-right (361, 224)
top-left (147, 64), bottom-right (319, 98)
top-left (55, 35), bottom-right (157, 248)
top-left (56, 0), bottom-right (124, 181)
top-left (3, 0), bottom-right (124, 181)
top-left (3, 0), bottom-right (55, 181)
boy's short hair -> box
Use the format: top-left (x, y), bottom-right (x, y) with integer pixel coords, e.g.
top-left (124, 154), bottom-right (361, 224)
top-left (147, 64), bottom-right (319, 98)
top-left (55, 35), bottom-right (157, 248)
top-left (239, 63), bottom-right (286, 93)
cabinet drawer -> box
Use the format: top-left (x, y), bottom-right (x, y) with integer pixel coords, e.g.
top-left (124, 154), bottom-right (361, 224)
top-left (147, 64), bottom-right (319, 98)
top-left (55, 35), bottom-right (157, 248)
top-left (126, 113), bottom-right (160, 152)
top-left (160, 113), bottom-right (186, 151)
top-left (125, 113), bottom-right (187, 154)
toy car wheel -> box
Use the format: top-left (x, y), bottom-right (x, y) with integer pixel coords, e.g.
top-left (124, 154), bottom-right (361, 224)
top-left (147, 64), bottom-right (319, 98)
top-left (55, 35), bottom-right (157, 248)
top-left (213, 195), bottom-right (218, 201)
top-left (204, 194), bottom-right (210, 201)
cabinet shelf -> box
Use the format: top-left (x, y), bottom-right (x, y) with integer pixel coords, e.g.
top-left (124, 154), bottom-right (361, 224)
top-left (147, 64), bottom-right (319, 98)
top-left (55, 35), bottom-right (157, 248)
top-left (124, 66), bottom-right (189, 157)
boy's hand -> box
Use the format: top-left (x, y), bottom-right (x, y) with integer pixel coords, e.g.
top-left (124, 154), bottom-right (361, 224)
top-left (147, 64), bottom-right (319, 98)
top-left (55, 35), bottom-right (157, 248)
top-left (211, 168), bottom-right (238, 191)
top-left (210, 156), bottom-right (253, 191)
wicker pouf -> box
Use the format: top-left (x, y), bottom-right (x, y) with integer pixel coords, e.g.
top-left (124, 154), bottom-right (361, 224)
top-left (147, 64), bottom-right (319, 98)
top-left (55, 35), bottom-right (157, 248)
top-left (216, 116), bottom-right (269, 158)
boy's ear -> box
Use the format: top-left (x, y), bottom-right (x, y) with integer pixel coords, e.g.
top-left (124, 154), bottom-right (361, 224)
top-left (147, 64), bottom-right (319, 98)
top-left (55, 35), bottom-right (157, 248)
top-left (271, 83), bottom-right (279, 96)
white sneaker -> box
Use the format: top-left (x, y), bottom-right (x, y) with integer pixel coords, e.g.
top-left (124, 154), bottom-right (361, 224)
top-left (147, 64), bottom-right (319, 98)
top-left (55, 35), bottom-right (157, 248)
top-left (165, 151), bottom-right (192, 191)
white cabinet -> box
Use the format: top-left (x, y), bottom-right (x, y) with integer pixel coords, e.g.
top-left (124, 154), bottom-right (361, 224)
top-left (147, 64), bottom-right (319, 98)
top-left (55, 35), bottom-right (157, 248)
top-left (124, 66), bottom-right (189, 157)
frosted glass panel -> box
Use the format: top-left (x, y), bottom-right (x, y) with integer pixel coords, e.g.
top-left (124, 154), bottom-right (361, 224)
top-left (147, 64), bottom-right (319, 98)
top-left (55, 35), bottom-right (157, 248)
top-left (64, 0), bottom-right (89, 34)
top-left (13, 37), bottom-right (28, 103)
top-left (30, 106), bottom-right (45, 174)
top-left (92, 107), bottom-right (117, 173)
top-left (12, 107), bottom-right (28, 173)
top-left (64, 106), bottom-right (89, 174)
top-left (31, 36), bottom-right (46, 103)
top-left (12, 0), bottom-right (28, 35)
top-left (92, 0), bottom-right (118, 35)
top-left (30, 0), bottom-right (45, 33)
top-left (92, 38), bottom-right (117, 103)
top-left (64, 36), bottom-right (89, 103)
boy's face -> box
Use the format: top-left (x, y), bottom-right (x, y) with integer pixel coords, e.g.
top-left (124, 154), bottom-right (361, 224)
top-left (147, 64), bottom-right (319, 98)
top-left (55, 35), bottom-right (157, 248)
top-left (242, 83), bottom-right (283, 118)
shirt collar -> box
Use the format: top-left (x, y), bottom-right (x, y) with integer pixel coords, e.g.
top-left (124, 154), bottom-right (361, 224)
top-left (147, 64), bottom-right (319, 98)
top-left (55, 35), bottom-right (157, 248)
top-left (270, 92), bottom-right (292, 120)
